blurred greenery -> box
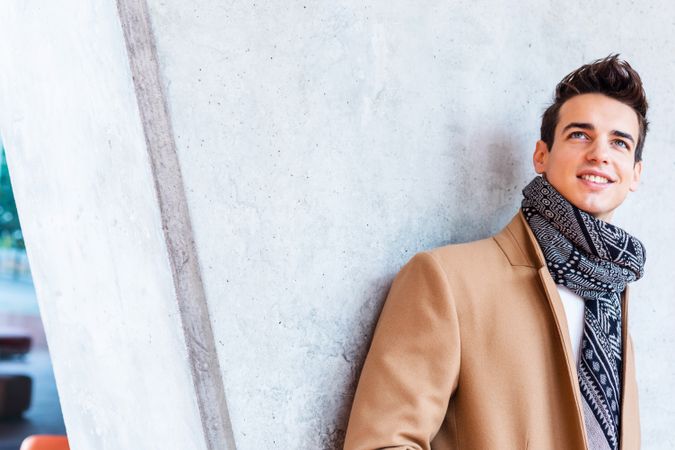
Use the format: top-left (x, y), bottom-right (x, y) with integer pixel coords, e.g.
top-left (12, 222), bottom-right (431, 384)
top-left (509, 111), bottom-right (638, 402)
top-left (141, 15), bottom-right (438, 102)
top-left (1, 143), bottom-right (24, 249)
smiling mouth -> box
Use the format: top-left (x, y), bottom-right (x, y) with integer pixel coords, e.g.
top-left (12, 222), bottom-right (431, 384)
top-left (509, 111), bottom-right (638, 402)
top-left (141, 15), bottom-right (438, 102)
top-left (578, 174), bottom-right (614, 184)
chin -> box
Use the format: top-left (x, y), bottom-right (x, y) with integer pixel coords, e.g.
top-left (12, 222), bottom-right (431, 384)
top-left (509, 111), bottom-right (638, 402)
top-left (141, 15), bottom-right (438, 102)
top-left (570, 200), bottom-right (612, 219)
top-left (579, 205), bottom-right (614, 221)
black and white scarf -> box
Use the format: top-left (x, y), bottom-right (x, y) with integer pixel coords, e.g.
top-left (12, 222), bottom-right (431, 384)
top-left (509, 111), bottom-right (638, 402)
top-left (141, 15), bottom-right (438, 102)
top-left (521, 176), bottom-right (645, 450)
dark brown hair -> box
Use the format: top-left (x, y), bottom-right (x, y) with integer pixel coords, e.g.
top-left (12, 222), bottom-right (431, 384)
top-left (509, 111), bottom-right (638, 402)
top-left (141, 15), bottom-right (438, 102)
top-left (540, 54), bottom-right (649, 162)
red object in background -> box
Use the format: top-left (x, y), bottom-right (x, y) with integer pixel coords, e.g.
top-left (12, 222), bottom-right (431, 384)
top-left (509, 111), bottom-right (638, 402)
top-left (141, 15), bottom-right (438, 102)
top-left (0, 326), bottom-right (32, 357)
top-left (20, 435), bottom-right (70, 450)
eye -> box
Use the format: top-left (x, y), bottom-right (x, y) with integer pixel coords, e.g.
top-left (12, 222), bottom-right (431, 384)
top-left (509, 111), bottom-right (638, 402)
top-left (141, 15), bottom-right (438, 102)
top-left (569, 131), bottom-right (588, 139)
top-left (614, 139), bottom-right (629, 150)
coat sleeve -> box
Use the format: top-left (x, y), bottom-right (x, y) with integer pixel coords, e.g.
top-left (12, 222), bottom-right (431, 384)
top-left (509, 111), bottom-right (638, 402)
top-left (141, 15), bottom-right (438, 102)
top-left (343, 251), bottom-right (461, 450)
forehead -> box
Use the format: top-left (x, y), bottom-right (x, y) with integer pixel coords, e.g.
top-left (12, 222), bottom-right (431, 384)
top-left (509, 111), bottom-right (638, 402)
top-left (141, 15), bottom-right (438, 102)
top-left (556, 93), bottom-right (640, 136)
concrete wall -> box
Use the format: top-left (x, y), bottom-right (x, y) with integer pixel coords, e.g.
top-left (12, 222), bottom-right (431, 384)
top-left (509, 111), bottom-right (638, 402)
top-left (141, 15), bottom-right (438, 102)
top-left (1, 1), bottom-right (674, 449)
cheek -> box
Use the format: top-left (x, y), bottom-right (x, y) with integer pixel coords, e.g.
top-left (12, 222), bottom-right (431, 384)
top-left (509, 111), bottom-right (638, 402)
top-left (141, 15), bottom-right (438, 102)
top-left (548, 152), bottom-right (575, 171)
top-left (620, 162), bottom-right (638, 182)
top-left (549, 159), bottom-right (577, 181)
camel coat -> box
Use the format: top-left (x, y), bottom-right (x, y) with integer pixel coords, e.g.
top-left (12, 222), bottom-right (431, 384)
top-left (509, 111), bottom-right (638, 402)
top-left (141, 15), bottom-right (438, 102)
top-left (344, 211), bottom-right (640, 450)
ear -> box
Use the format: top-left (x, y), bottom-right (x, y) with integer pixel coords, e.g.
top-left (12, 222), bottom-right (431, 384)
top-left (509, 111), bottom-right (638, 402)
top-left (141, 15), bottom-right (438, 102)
top-left (533, 140), bottom-right (549, 174)
top-left (629, 160), bottom-right (643, 192)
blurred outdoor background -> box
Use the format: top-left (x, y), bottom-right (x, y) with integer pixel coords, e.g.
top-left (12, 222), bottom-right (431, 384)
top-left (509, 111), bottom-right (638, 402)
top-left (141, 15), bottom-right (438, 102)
top-left (0, 142), bottom-right (66, 449)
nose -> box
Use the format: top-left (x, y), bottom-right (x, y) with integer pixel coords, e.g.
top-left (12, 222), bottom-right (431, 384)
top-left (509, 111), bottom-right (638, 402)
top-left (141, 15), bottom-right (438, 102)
top-left (586, 139), bottom-right (610, 164)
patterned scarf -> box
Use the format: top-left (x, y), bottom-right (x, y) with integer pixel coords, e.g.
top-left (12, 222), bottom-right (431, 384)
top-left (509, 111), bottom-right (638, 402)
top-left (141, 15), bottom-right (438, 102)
top-left (521, 176), bottom-right (645, 450)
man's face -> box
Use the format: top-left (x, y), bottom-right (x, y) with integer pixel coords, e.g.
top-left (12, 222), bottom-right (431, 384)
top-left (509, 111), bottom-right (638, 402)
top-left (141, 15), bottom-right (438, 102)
top-left (533, 93), bottom-right (643, 222)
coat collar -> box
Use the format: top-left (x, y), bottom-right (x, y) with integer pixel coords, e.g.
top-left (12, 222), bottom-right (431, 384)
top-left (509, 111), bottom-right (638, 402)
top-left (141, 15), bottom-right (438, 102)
top-left (493, 210), bottom-right (545, 269)
top-left (494, 210), bottom-right (635, 449)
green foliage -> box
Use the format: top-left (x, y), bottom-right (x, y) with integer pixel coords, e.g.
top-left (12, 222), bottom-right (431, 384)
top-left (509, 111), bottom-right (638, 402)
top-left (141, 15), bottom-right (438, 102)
top-left (0, 145), bottom-right (24, 249)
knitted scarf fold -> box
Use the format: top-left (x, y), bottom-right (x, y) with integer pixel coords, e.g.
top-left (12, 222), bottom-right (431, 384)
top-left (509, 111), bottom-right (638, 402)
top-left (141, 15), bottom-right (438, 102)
top-left (521, 176), bottom-right (645, 450)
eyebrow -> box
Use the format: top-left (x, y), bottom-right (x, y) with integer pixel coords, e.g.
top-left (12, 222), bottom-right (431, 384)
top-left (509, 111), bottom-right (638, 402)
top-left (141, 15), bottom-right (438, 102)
top-left (562, 122), bottom-right (635, 144)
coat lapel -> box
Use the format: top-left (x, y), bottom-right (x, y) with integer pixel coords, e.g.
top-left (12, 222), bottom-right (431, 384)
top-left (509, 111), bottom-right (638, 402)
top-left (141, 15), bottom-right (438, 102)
top-left (496, 211), bottom-right (637, 449)
top-left (535, 265), bottom-right (589, 449)
top-left (620, 285), bottom-right (639, 449)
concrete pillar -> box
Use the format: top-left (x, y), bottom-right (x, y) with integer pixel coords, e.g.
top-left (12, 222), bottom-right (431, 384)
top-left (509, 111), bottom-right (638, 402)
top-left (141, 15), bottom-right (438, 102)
top-left (1, 1), bottom-right (674, 449)
top-left (0, 1), bottom-right (232, 449)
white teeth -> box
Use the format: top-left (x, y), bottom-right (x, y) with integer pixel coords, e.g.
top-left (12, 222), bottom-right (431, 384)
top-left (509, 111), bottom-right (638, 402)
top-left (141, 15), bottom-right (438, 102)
top-left (580, 174), bottom-right (610, 184)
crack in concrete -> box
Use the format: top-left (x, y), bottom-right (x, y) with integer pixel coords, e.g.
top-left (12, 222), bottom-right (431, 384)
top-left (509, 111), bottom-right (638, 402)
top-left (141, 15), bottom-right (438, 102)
top-left (115, 1), bottom-right (236, 449)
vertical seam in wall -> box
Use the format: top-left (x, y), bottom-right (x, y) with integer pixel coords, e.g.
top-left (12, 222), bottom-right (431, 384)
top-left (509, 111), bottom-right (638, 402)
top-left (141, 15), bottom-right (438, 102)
top-left (115, 1), bottom-right (236, 449)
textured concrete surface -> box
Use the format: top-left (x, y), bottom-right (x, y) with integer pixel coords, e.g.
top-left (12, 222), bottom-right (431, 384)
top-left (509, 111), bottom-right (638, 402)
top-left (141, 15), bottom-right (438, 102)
top-left (146, 1), bottom-right (675, 448)
top-left (116, 0), bottom-right (235, 447)
top-left (1, 1), bottom-right (675, 449)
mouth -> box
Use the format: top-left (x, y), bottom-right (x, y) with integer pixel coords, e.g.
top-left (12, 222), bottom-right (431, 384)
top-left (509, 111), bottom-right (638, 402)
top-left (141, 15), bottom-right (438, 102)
top-left (577, 174), bottom-right (614, 184)
top-left (577, 173), bottom-right (615, 188)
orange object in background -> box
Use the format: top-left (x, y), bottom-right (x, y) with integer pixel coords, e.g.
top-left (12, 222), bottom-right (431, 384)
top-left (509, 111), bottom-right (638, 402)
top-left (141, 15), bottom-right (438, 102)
top-left (19, 435), bottom-right (70, 450)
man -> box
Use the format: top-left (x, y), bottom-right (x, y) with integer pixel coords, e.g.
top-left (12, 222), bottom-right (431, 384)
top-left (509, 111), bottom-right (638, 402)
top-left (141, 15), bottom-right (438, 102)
top-left (344, 55), bottom-right (648, 450)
